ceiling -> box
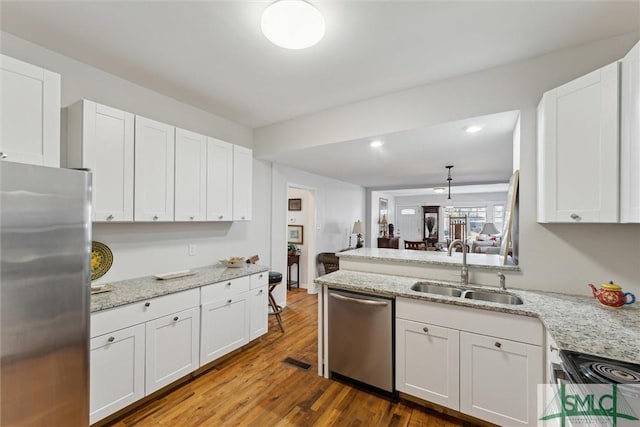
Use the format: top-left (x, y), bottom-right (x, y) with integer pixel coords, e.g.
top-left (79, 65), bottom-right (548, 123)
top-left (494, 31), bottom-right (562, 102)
top-left (272, 110), bottom-right (519, 188)
top-left (2, 1), bottom-right (638, 128)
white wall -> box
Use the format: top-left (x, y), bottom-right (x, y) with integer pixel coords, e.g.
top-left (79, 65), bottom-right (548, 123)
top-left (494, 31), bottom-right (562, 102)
top-left (0, 32), bottom-right (273, 284)
top-left (271, 164), bottom-right (365, 306)
top-left (256, 33), bottom-right (640, 296)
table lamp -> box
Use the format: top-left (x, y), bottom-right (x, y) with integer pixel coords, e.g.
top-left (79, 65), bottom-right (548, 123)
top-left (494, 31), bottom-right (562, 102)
top-left (480, 222), bottom-right (500, 236)
top-left (352, 220), bottom-right (364, 248)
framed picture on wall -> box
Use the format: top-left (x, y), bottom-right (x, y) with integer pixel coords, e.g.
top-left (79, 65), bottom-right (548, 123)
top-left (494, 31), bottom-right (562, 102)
top-left (288, 198), bottom-right (302, 211)
top-left (288, 225), bottom-right (304, 244)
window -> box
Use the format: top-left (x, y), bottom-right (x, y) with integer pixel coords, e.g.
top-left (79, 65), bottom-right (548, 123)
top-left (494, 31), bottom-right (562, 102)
top-left (443, 206), bottom-right (487, 240)
top-left (493, 205), bottom-right (505, 234)
top-left (400, 208), bottom-right (416, 215)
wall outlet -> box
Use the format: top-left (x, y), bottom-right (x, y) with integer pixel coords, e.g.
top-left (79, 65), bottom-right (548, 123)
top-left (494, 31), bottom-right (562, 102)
top-left (188, 244), bottom-right (197, 256)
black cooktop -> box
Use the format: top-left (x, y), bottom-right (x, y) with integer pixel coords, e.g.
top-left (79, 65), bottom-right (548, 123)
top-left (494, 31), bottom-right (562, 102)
top-left (561, 351), bottom-right (640, 384)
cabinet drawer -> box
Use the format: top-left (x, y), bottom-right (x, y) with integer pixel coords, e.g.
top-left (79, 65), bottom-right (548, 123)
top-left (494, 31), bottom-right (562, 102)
top-left (397, 297), bottom-right (543, 346)
top-left (250, 271), bottom-right (268, 289)
top-left (91, 288), bottom-right (199, 337)
top-left (201, 276), bottom-right (250, 304)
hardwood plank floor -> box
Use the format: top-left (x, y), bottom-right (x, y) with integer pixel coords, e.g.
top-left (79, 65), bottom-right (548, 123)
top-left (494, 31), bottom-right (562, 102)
top-left (107, 289), bottom-right (479, 427)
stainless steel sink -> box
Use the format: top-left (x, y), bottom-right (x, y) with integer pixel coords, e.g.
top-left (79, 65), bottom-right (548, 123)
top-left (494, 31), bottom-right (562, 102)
top-left (463, 290), bottom-right (523, 305)
top-left (410, 282), bottom-right (463, 297)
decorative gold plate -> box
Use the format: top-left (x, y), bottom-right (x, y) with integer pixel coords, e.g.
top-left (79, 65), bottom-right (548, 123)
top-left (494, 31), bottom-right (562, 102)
top-left (91, 241), bottom-right (113, 281)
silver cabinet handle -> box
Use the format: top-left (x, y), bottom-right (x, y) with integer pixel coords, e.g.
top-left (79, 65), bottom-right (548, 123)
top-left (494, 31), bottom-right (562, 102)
top-left (550, 345), bottom-right (558, 353)
top-left (144, 302), bottom-right (151, 307)
top-left (153, 215), bottom-right (159, 221)
top-left (190, 216), bottom-right (195, 220)
top-left (329, 293), bottom-right (388, 306)
top-left (241, 216), bottom-right (246, 220)
top-left (107, 336), bottom-right (115, 343)
top-left (173, 316), bottom-right (179, 321)
top-left (495, 341), bottom-right (502, 348)
top-left (227, 299), bottom-right (232, 304)
top-left (422, 327), bottom-right (429, 333)
top-left (258, 289), bottom-right (263, 294)
top-left (259, 274), bottom-right (263, 278)
top-left (106, 214), bottom-right (114, 221)
top-left (0, 152), bottom-right (7, 159)
top-left (218, 215), bottom-right (223, 219)
top-left (570, 213), bottom-right (581, 222)
top-left (226, 282), bottom-right (231, 287)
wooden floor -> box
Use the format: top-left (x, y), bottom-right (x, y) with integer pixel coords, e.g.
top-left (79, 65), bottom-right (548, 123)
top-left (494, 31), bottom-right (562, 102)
top-left (108, 289), bottom-right (477, 427)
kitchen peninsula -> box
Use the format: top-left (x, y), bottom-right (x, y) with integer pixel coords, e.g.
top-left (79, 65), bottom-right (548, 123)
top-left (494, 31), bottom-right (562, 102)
top-left (315, 248), bottom-right (640, 427)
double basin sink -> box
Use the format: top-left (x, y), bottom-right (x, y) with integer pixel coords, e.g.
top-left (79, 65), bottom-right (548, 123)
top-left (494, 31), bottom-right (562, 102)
top-left (411, 282), bottom-right (524, 305)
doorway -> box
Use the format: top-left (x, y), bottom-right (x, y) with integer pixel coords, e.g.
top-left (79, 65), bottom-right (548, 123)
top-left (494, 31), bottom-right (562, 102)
top-left (396, 205), bottom-right (422, 244)
top-left (286, 186), bottom-right (317, 294)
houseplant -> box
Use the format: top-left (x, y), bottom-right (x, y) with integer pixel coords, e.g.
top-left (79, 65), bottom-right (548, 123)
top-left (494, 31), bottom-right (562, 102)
top-left (287, 243), bottom-right (301, 255)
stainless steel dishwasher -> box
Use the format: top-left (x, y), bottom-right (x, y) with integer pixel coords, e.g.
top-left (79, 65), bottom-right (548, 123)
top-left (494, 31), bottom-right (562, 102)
top-left (328, 288), bottom-right (395, 397)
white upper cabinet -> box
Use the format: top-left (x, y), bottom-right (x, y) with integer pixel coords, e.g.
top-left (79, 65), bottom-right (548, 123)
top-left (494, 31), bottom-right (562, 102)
top-left (537, 61), bottom-right (620, 223)
top-left (621, 41), bottom-right (640, 223)
top-left (206, 137), bottom-right (233, 221)
top-left (233, 145), bottom-right (253, 221)
top-left (1, 54), bottom-right (60, 167)
top-left (67, 100), bottom-right (135, 222)
top-left (134, 116), bottom-right (175, 222)
top-left (174, 128), bottom-right (207, 222)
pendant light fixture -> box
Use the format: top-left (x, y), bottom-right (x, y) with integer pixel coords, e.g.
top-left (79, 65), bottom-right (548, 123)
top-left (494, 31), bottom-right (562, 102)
top-left (445, 165), bottom-right (454, 208)
top-left (261, 0), bottom-right (325, 50)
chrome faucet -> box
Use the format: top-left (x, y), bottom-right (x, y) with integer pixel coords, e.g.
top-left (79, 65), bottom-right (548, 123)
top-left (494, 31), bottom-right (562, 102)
top-left (498, 272), bottom-right (506, 290)
top-left (447, 239), bottom-right (469, 286)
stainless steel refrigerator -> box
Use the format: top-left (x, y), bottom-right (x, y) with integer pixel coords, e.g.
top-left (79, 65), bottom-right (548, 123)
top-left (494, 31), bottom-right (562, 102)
top-left (1, 161), bottom-right (91, 426)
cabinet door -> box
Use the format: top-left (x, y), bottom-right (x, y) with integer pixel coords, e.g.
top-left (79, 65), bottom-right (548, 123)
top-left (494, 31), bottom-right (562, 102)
top-left (232, 145), bottom-right (252, 221)
top-left (90, 324), bottom-right (145, 424)
top-left (68, 100), bottom-right (135, 222)
top-left (460, 331), bottom-right (542, 427)
top-left (134, 116), bottom-right (175, 221)
top-left (200, 293), bottom-right (250, 366)
top-left (621, 41), bottom-right (640, 223)
top-left (1, 54), bottom-right (60, 167)
top-left (145, 307), bottom-right (200, 394)
top-left (538, 61), bottom-right (619, 223)
top-left (206, 137), bottom-right (233, 221)
top-left (249, 286), bottom-right (268, 340)
top-left (175, 128), bottom-right (207, 221)
top-left (396, 319), bottom-right (459, 410)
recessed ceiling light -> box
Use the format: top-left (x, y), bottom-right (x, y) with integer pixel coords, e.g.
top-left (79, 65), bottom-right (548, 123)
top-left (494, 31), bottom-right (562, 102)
top-left (432, 187), bottom-right (445, 194)
top-left (370, 140), bottom-right (384, 148)
top-left (261, 1), bottom-right (325, 50)
top-left (464, 125), bottom-right (483, 133)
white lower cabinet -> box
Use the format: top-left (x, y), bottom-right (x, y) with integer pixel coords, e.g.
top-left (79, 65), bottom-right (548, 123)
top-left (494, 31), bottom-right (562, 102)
top-left (396, 297), bottom-right (543, 427)
top-left (90, 324), bottom-right (145, 425)
top-left (200, 293), bottom-right (250, 365)
top-left (459, 331), bottom-right (542, 427)
top-left (145, 306), bottom-right (200, 394)
top-left (396, 319), bottom-right (459, 410)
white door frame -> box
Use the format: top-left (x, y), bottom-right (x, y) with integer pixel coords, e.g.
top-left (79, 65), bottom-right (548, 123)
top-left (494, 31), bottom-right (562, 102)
top-left (286, 183), bottom-right (318, 294)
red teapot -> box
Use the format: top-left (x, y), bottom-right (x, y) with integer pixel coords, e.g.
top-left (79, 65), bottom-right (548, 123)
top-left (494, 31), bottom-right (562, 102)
top-left (589, 281), bottom-right (636, 309)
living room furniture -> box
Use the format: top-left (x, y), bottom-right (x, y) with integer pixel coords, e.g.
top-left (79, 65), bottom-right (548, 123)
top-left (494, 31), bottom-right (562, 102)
top-left (286, 254), bottom-right (299, 290)
top-left (318, 252), bottom-right (339, 275)
top-left (448, 216), bottom-right (467, 243)
top-left (378, 236), bottom-right (399, 249)
top-left (422, 205), bottom-right (440, 247)
top-left (404, 240), bottom-right (427, 250)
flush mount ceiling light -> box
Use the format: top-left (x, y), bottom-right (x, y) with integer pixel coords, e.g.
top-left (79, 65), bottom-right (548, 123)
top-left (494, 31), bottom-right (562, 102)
top-left (464, 125), bottom-right (483, 133)
top-left (432, 187), bottom-right (446, 194)
top-left (261, 0), bottom-right (325, 50)
top-left (369, 140), bottom-right (384, 148)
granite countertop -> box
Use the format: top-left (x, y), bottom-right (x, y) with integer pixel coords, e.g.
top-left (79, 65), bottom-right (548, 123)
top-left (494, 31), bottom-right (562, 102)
top-left (337, 247), bottom-right (520, 271)
top-left (91, 264), bottom-right (269, 313)
top-left (315, 270), bottom-right (640, 364)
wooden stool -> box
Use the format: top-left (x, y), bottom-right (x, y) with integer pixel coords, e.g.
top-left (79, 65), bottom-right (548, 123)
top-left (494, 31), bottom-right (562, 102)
top-left (268, 272), bottom-right (285, 333)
